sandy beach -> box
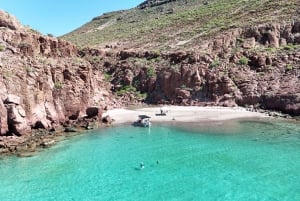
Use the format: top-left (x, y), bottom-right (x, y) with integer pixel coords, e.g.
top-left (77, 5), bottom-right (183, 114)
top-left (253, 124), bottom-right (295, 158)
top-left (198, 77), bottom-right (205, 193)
top-left (103, 106), bottom-right (268, 124)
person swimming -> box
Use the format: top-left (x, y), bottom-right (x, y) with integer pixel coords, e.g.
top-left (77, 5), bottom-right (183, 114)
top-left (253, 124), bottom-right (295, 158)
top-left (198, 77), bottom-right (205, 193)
top-left (140, 162), bottom-right (144, 169)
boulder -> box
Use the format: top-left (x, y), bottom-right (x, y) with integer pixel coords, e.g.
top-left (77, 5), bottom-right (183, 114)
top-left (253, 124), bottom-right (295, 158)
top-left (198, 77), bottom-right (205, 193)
top-left (30, 103), bottom-right (51, 129)
top-left (242, 37), bottom-right (256, 49)
top-left (4, 94), bottom-right (21, 105)
top-left (65, 105), bottom-right (81, 120)
top-left (267, 32), bottom-right (279, 48)
top-left (6, 104), bottom-right (29, 136)
top-left (86, 107), bottom-right (102, 119)
top-left (102, 115), bottom-right (113, 124)
top-left (292, 21), bottom-right (300, 33)
top-left (64, 127), bottom-right (77, 133)
top-left (294, 33), bottom-right (300, 44)
top-left (222, 100), bottom-right (238, 107)
top-left (175, 88), bottom-right (191, 99)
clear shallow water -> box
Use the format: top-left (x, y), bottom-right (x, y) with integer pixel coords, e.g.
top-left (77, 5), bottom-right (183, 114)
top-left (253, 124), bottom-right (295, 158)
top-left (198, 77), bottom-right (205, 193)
top-left (0, 120), bottom-right (300, 201)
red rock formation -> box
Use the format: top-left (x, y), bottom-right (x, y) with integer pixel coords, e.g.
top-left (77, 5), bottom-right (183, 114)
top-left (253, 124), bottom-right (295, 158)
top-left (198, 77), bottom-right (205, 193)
top-left (0, 12), bottom-right (113, 137)
top-left (83, 21), bottom-right (300, 115)
top-left (0, 10), bottom-right (23, 30)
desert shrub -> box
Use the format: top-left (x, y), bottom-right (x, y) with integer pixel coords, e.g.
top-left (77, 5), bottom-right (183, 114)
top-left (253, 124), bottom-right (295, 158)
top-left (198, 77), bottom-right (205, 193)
top-left (210, 60), bottom-right (220, 68)
top-left (136, 92), bottom-right (147, 99)
top-left (104, 73), bottom-right (111, 81)
top-left (54, 82), bottom-right (63, 89)
top-left (26, 66), bottom-right (34, 73)
top-left (238, 56), bottom-right (249, 65)
top-left (286, 64), bottom-right (293, 71)
top-left (116, 85), bottom-right (136, 96)
top-left (147, 66), bottom-right (156, 77)
top-left (0, 44), bottom-right (5, 51)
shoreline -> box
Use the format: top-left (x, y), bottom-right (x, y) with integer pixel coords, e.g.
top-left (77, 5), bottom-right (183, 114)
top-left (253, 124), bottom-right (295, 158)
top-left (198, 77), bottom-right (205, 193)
top-left (103, 106), bottom-right (269, 125)
top-left (1, 105), bottom-right (294, 158)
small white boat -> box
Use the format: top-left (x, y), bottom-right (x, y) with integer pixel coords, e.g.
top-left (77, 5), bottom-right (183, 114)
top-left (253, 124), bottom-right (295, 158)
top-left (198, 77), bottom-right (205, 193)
top-left (134, 115), bottom-right (151, 127)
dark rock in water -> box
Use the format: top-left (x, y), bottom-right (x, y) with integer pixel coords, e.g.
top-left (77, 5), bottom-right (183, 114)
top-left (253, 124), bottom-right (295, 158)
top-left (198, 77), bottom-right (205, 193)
top-left (27, 141), bottom-right (37, 152)
top-left (102, 115), bottom-right (113, 125)
top-left (16, 144), bottom-right (28, 152)
top-left (17, 152), bottom-right (35, 157)
top-left (64, 127), bottom-right (77, 133)
top-left (41, 139), bottom-right (56, 148)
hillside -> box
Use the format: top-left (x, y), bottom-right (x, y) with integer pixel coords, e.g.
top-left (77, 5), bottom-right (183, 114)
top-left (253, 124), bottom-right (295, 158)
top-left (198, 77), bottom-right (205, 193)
top-left (71, 0), bottom-right (300, 116)
top-left (62, 0), bottom-right (300, 51)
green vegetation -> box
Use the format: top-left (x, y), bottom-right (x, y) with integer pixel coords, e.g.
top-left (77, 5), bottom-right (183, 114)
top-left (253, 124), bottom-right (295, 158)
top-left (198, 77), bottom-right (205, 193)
top-left (283, 44), bottom-right (298, 51)
top-left (116, 85), bottom-right (147, 100)
top-left (103, 72), bottom-right (111, 81)
top-left (286, 64), bottom-right (293, 71)
top-left (61, 0), bottom-right (299, 50)
top-left (136, 92), bottom-right (147, 100)
top-left (147, 66), bottom-right (156, 78)
top-left (26, 66), bottom-right (34, 73)
top-left (54, 82), bottom-right (63, 89)
top-left (116, 85), bottom-right (136, 96)
top-left (0, 44), bottom-right (5, 51)
top-left (238, 56), bottom-right (249, 65)
top-left (210, 59), bottom-right (220, 68)
top-left (3, 71), bottom-right (12, 78)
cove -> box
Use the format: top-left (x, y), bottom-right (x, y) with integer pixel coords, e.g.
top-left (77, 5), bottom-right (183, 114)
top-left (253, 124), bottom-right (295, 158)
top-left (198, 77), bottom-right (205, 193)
top-left (0, 119), bottom-right (299, 201)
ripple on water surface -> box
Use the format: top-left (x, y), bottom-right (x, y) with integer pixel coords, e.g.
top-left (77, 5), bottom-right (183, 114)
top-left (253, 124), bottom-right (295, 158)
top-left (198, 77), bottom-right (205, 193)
top-left (0, 119), bottom-right (299, 201)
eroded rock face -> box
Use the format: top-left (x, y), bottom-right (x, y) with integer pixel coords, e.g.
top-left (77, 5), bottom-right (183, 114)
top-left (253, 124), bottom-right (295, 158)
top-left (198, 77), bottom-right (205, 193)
top-left (0, 101), bottom-right (8, 135)
top-left (83, 21), bottom-right (300, 116)
top-left (0, 13), bottom-right (113, 137)
top-left (6, 104), bottom-right (28, 136)
top-left (0, 10), bottom-right (22, 30)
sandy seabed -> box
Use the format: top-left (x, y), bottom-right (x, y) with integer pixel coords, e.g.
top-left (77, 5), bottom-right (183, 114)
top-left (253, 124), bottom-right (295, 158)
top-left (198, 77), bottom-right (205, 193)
top-left (103, 106), bottom-right (268, 125)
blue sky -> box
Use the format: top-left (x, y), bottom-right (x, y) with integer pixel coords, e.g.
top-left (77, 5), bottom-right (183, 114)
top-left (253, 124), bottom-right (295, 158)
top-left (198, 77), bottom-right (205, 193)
top-left (0, 0), bottom-right (144, 36)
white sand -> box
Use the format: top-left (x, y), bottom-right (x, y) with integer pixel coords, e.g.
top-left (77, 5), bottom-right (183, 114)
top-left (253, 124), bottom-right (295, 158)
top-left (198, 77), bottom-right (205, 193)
top-left (103, 106), bottom-right (268, 124)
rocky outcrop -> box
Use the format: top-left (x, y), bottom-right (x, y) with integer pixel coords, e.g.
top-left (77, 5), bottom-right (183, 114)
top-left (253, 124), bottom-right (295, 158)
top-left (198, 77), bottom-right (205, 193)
top-left (138, 0), bottom-right (178, 9)
top-left (0, 12), bottom-right (113, 141)
top-left (0, 10), bottom-right (23, 30)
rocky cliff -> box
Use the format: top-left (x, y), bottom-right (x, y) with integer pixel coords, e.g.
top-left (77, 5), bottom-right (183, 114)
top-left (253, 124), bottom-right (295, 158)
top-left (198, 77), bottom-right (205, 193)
top-left (82, 21), bottom-right (300, 116)
top-left (0, 11), bottom-right (113, 154)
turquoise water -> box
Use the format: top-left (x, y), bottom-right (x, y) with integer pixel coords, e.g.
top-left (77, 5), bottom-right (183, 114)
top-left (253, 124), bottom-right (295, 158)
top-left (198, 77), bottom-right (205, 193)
top-left (0, 120), bottom-right (300, 201)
